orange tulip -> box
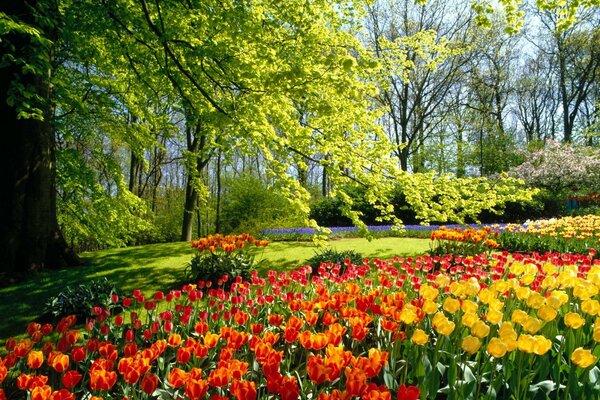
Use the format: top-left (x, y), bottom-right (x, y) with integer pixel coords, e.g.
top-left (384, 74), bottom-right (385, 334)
top-left (62, 370), bottom-right (82, 389)
top-left (89, 368), bottom-right (117, 391)
top-left (362, 383), bottom-right (392, 400)
top-left (195, 321), bottom-right (209, 335)
top-left (49, 389), bottom-right (75, 400)
top-left (31, 385), bottom-right (51, 400)
top-left (27, 351), bottom-right (44, 369)
top-left (140, 374), bottom-right (159, 395)
top-left (234, 311), bottom-right (249, 325)
top-left (317, 390), bottom-right (351, 400)
top-left (0, 361), bottom-right (7, 384)
top-left (208, 367), bottom-right (231, 387)
top-left (344, 367), bottom-right (368, 397)
top-left (311, 333), bottom-right (329, 351)
top-left (307, 355), bottom-right (332, 384)
top-left (268, 314), bottom-right (284, 326)
top-left (50, 352), bottom-right (69, 373)
top-left (204, 332), bottom-right (221, 349)
top-left (185, 370), bottom-right (208, 400)
top-left (177, 346), bottom-right (192, 365)
top-left (168, 367), bottom-right (187, 388)
top-left (280, 375), bottom-right (300, 400)
top-left (230, 380), bottom-right (257, 400)
top-left (326, 323), bottom-right (347, 346)
top-left (351, 348), bottom-right (388, 378)
top-left (167, 333), bottom-right (182, 347)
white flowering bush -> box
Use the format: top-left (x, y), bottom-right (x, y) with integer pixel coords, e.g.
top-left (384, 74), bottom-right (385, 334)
top-left (508, 141), bottom-right (600, 195)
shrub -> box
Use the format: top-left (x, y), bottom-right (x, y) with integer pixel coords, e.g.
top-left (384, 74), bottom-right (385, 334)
top-left (185, 233), bottom-right (269, 290)
top-left (305, 248), bottom-right (364, 275)
top-left (220, 174), bottom-right (304, 235)
top-left (44, 278), bottom-right (125, 321)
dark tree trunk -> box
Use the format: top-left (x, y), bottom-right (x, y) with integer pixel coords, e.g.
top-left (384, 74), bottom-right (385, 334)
top-left (181, 179), bottom-right (198, 242)
top-left (180, 119), bottom-right (210, 241)
top-left (0, 0), bottom-right (79, 283)
top-left (129, 150), bottom-right (142, 195)
top-left (215, 151), bottom-right (222, 234)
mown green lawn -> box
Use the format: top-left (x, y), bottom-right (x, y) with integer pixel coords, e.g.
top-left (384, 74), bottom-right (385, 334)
top-left (0, 238), bottom-right (429, 339)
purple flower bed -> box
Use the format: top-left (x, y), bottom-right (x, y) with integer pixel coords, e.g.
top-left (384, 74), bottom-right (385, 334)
top-left (262, 223), bottom-right (508, 236)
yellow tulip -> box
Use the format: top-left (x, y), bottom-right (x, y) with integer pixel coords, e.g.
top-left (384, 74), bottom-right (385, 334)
top-left (564, 312), bottom-right (585, 329)
top-left (526, 292), bottom-right (545, 309)
top-left (593, 327), bottom-right (600, 343)
top-left (546, 291), bottom-right (569, 309)
top-left (532, 336), bottom-right (552, 355)
top-left (434, 274), bottom-right (451, 288)
top-left (572, 347), bottom-right (597, 368)
top-left (523, 317), bottom-right (543, 334)
top-left (515, 286), bottom-right (531, 301)
top-left (511, 310), bottom-right (528, 325)
top-left (411, 329), bottom-right (429, 345)
top-left (540, 276), bottom-right (558, 290)
top-left (478, 288), bottom-right (496, 304)
top-left (487, 337), bottom-right (508, 358)
top-left (486, 309), bottom-right (503, 325)
top-left (419, 284), bottom-right (439, 301)
top-left (442, 298), bottom-right (460, 314)
top-left (537, 305), bottom-right (558, 322)
top-left (400, 305), bottom-right (417, 324)
top-left (517, 334), bottom-right (535, 353)
top-left (582, 299), bottom-right (600, 316)
top-left (461, 335), bottom-right (482, 354)
top-left (435, 319), bottom-right (455, 336)
top-left (461, 312), bottom-right (478, 328)
top-left (422, 299), bottom-right (438, 315)
top-left (471, 320), bottom-right (491, 338)
top-left (461, 300), bottom-right (478, 313)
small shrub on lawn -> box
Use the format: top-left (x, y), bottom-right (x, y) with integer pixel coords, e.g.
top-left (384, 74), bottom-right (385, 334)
top-left (185, 233), bottom-right (268, 290)
top-left (44, 278), bottom-right (125, 321)
top-left (305, 248), bottom-right (364, 275)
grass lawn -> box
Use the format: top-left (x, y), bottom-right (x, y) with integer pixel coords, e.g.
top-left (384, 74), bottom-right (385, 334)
top-left (0, 237), bottom-right (429, 339)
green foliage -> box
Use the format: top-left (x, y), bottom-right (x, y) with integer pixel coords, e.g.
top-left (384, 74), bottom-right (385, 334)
top-left (220, 174), bottom-right (305, 235)
top-left (478, 189), bottom-right (565, 223)
top-left (186, 252), bottom-right (254, 291)
top-left (305, 248), bottom-right (364, 275)
top-left (44, 278), bottom-right (124, 321)
top-left (57, 148), bottom-right (157, 251)
top-left (569, 206), bottom-right (600, 217)
top-left (185, 233), bottom-right (268, 289)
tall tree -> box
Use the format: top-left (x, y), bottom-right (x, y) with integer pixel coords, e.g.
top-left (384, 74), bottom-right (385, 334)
top-left (0, 0), bottom-right (81, 281)
top-left (365, 0), bottom-right (471, 171)
top-left (537, 9), bottom-right (600, 142)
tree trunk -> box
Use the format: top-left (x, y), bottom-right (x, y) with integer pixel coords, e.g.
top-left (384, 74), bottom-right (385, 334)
top-left (181, 178), bottom-right (197, 242)
top-left (0, 0), bottom-right (79, 283)
top-left (215, 151), bottom-right (222, 234)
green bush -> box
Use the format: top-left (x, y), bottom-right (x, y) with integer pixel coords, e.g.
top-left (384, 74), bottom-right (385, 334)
top-left (568, 205), bottom-right (600, 217)
top-left (305, 248), bottom-right (364, 276)
top-left (220, 174), bottom-right (304, 235)
top-left (44, 278), bottom-right (125, 321)
top-left (185, 233), bottom-right (268, 290)
top-left (186, 252), bottom-right (254, 291)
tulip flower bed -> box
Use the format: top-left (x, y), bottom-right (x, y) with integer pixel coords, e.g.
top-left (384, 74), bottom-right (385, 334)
top-left (497, 215), bottom-right (600, 254)
top-left (2, 251), bottom-right (600, 400)
top-left (429, 226), bottom-right (500, 257)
